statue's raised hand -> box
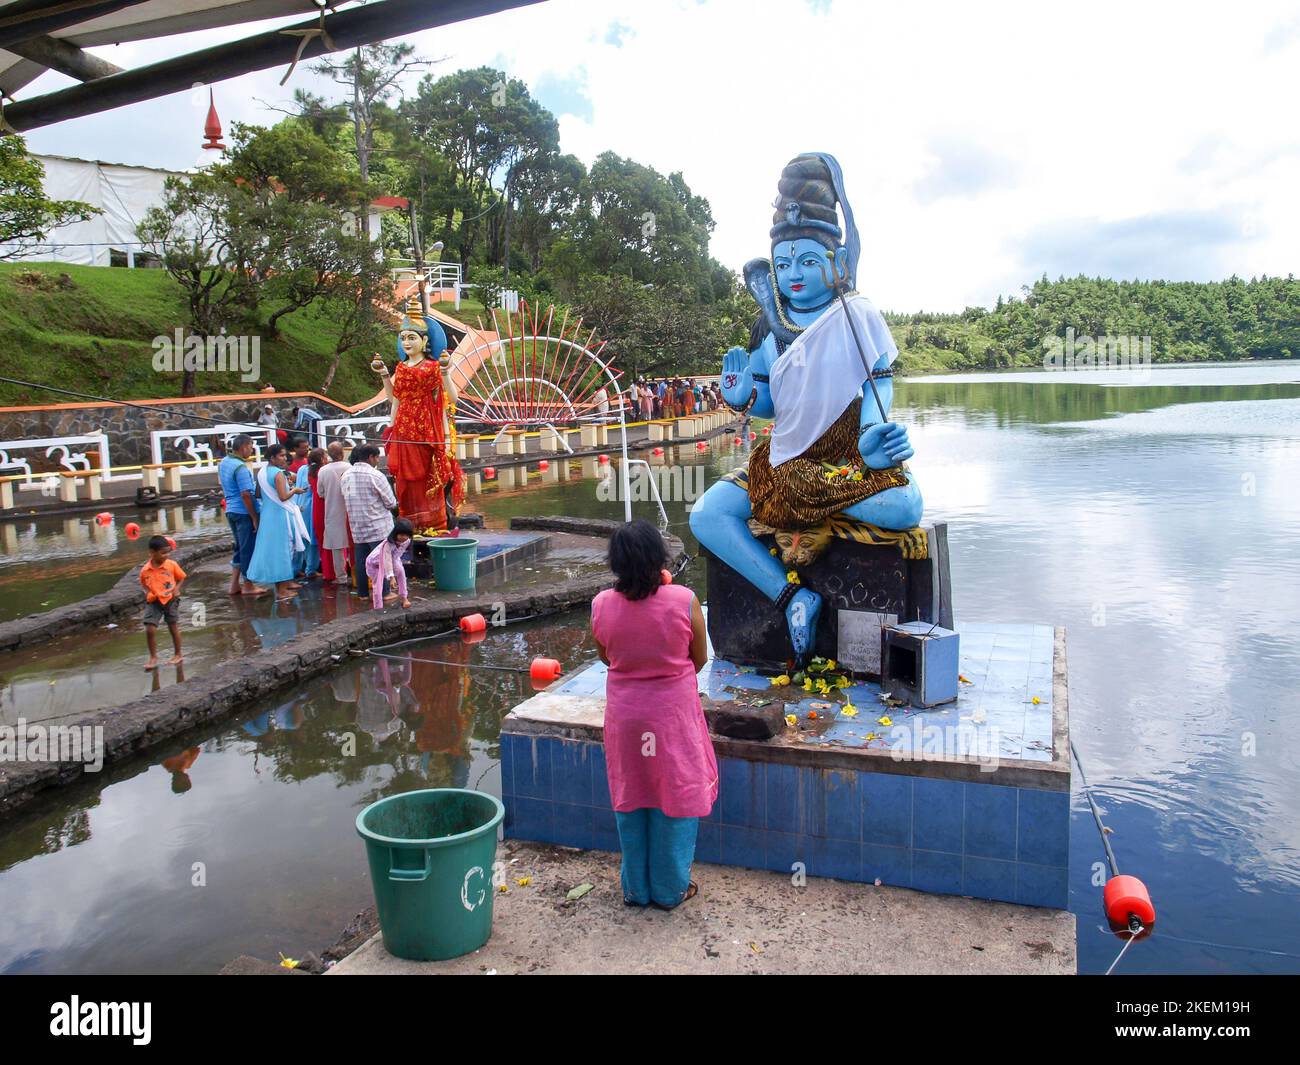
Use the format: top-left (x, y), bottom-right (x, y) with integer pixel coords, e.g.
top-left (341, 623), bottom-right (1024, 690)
top-left (720, 347), bottom-right (753, 410)
top-left (859, 422), bottom-right (913, 470)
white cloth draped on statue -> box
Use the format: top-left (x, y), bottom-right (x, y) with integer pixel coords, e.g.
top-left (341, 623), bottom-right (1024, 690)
top-left (768, 294), bottom-right (898, 468)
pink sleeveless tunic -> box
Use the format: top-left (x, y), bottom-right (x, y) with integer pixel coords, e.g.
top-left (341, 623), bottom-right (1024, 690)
top-left (591, 584), bottom-right (719, 818)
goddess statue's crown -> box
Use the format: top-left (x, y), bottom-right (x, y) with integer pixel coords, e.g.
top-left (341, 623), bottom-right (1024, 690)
top-left (399, 298), bottom-right (429, 335)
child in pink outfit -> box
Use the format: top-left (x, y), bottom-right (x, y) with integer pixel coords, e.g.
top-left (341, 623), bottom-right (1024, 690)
top-left (365, 518), bottom-right (413, 610)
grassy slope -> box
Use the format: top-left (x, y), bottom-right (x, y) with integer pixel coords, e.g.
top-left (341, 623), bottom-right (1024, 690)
top-left (0, 262), bottom-right (488, 408)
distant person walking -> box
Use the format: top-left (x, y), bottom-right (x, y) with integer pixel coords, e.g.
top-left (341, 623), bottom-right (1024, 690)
top-left (140, 534), bottom-right (186, 670)
top-left (342, 444), bottom-right (396, 600)
top-left (219, 434), bottom-right (264, 598)
top-left (245, 443), bottom-right (310, 600)
top-left (316, 441), bottom-right (352, 585)
top-left (590, 519), bottom-right (716, 910)
top-left (595, 384), bottom-right (610, 422)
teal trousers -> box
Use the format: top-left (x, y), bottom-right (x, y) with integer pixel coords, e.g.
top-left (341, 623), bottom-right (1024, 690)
top-left (615, 808), bottom-right (699, 908)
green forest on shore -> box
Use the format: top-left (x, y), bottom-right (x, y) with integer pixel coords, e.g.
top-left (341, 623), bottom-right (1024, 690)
top-left (0, 262), bottom-right (1295, 408)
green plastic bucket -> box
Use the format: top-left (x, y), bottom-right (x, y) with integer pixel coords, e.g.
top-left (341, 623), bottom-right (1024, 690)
top-left (356, 788), bottom-right (504, 961)
top-left (428, 536), bottom-right (478, 592)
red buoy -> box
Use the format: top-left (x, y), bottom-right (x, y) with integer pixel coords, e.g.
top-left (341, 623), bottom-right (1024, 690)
top-left (1104, 875), bottom-right (1156, 929)
top-left (530, 657), bottom-right (562, 686)
top-left (124, 522), bottom-right (141, 540)
top-left (749, 432), bottom-right (757, 441)
top-left (651, 447), bottom-right (663, 456)
top-left (598, 454), bottom-right (610, 465)
top-left (459, 613), bottom-right (487, 634)
top-left (164, 536), bottom-right (177, 551)
top-left (94, 511), bottom-right (112, 527)
top-left (484, 466), bottom-right (496, 479)
top-left (695, 441), bottom-right (707, 450)
top-left (733, 436), bottom-right (741, 444)
top-left (538, 459), bottom-right (549, 472)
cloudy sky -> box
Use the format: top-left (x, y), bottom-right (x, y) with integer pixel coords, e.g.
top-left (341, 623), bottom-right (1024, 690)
top-left (21, 0), bottom-right (1300, 311)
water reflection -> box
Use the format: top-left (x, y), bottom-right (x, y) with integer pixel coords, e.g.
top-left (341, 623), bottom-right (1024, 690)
top-left (0, 616), bottom-right (596, 975)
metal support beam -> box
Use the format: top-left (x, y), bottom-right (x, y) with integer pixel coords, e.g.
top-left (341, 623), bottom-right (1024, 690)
top-left (6, 34), bottom-right (123, 82)
top-left (3, 0), bottom-right (544, 132)
top-left (0, 1), bottom-right (151, 51)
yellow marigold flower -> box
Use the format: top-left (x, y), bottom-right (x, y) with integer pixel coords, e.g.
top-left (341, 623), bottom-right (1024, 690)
top-left (841, 705), bottom-right (859, 718)
top-left (827, 659), bottom-right (837, 669)
top-left (877, 715), bottom-right (893, 727)
top-left (515, 877), bottom-right (531, 887)
top-left (785, 571), bottom-right (800, 584)
top-left (835, 675), bottom-right (850, 689)
top-left (785, 714), bottom-right (797, 727)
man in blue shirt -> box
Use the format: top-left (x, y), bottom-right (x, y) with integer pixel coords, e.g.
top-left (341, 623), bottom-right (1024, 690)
top-left (219, 434), bottom-right (265, 597)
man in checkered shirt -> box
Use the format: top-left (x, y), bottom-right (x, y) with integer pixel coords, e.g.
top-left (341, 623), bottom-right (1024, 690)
top-left (341, 444), bottom-right (396, 599)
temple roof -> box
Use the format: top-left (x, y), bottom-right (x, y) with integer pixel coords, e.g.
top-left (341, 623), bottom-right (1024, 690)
top-left (0, 0), bottom-right (542, 132)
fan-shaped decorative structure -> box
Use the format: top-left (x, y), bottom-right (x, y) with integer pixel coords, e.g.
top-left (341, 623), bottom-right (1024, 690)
top-left (454, 302), bottom-right (624, 430)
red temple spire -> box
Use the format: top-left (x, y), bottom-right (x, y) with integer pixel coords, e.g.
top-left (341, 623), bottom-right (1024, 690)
top-left (202, 88), bottom-right (226, 151)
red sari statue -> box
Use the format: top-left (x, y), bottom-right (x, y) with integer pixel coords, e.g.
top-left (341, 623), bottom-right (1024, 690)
top-left (375, 298), bottom-right (465, 531)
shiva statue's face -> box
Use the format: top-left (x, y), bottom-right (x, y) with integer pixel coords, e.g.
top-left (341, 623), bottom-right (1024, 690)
top-left (399, 330), bottom-right (426, 359)
top-left (773, 238), bottom-right (838, 309)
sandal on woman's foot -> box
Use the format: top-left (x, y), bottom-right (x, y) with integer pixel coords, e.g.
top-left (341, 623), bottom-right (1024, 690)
top-left (650, 881), bottom-right (698, 911)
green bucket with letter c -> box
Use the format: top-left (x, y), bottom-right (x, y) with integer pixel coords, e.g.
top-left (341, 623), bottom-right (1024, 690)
top-left (356, 788), bottom-right (504, 961)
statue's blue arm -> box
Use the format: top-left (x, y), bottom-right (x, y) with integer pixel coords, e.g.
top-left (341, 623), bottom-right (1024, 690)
top-left (720, 335), bottom-right (776, 418)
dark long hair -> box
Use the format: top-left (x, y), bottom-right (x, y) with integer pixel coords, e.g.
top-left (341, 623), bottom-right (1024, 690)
top-left (608, 519), bottom-right (667, 601)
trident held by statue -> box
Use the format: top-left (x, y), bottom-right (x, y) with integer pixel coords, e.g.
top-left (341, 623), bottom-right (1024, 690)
top-left (817, 252), bottom-right (890, 426)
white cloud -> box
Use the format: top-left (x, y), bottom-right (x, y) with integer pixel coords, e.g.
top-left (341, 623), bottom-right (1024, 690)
top-left (19, 0), bottom-right (1300, 310)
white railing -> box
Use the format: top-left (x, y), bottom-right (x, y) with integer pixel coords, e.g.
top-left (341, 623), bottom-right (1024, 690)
top-left (319, 416), bottom-right (391, 456)
top-left (0, 433), bottom-right (111, 489)
top-left (389, 260), bottom-right (463, 291)
top-left (150, 425), bottom-right (275, 478)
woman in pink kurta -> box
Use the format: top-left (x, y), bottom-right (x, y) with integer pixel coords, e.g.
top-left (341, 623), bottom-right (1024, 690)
top-left (591, 520), bottom-right (717, 909)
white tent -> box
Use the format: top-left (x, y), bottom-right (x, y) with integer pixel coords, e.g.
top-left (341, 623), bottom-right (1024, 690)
top-left (1, 153), bottom-right (183, 267)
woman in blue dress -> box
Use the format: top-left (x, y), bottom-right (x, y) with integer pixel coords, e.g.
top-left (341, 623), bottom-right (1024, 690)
top-left (292, 447), bottom-right (323, 578)
top-left (246, 443), bottom-right (310, 600)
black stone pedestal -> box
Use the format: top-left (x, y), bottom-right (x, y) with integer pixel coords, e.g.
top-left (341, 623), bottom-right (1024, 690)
top-left (703, 522), bottom-right (953, 674)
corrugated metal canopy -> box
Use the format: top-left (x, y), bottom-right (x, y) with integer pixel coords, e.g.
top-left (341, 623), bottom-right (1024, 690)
top-left (0, 0), bottom-right (542, 130)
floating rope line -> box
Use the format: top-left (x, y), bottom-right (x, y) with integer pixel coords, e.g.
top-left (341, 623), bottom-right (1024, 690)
top-left (1072, 738), bottom-right (1121, 878)
top-left (1105, 926), bottom-right (1143, 976)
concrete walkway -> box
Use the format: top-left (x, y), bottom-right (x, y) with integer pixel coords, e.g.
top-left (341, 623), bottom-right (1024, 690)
top-left (330, 840), bottom-right (1076, 975)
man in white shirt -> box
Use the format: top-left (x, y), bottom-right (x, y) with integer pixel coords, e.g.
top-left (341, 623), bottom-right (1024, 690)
top-left (341, 444), bottom-right (396, 599)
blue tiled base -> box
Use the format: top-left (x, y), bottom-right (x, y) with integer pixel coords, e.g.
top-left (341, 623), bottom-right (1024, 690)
top-left (501, 732), bottom-right (1069, 909)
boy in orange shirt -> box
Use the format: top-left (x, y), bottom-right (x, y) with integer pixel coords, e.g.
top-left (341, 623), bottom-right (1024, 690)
top-left (140, 535), bottom-right (186, 670)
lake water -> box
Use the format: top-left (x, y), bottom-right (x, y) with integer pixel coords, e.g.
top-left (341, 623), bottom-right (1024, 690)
top-left (2, 361), bottom-right (1298, 974)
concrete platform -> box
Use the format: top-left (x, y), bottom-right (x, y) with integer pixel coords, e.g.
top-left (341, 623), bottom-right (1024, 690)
top-left (500, 616), bottom-right (1071, 911)
top-left (329, 840), bottom-right (1075, 975)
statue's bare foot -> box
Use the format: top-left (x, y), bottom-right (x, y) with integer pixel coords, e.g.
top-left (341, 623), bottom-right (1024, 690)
top-left (784, 588), bottom-right (822, 665)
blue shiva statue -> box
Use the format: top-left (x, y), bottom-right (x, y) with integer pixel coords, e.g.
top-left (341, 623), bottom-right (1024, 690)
top-left (689, 152), bottom-right (922, 663)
